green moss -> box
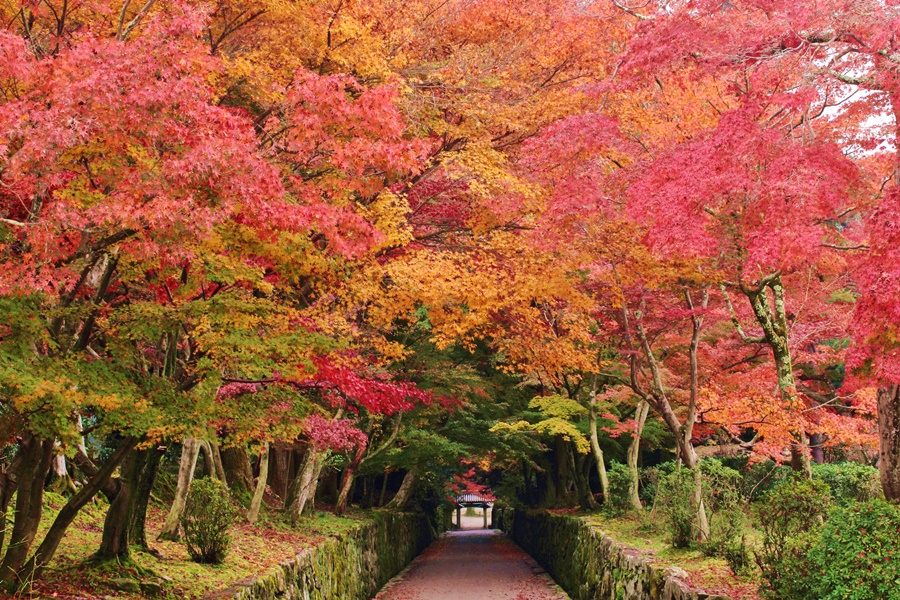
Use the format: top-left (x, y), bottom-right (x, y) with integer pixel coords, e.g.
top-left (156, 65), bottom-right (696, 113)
top-left (495, 508), bottom-right (748, 600)
top-left (229, 510), bottom-right (437, 600)
top-left (31, 501), bottom-right (437, 599)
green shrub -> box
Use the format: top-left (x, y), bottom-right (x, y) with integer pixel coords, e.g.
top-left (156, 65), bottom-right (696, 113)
top-left (701, 505), bottom-right (745, 557)
top-left (809, 500), bottom-right (900, 600)
top-left (654, 462), bottom-right (743, 551)
top-left (738, 459), bottom-right (793, 501)
top-left (697, 460), bottom-right (746, 564)
top-left (181, 478), bottom-right (236, 564)
top-left (604, 461), bottom-right (635, 515)
top-left (755, 475), bottom-right (831, 600)
top-left (812, 462), bottom-right (881, 506)
top-left (655, 468), bottom-right (697, 548)
top-left (700, 459), bottom-right (743, 511)
top-left (722, 536), bottom-right (752, 576)
top-left (639, 461), bottom-right (676, 506)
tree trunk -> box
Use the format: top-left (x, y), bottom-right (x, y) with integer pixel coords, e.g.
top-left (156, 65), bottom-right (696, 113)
top-left (158, 438), bottom-right (200, 541)
top-left (627, 401), bottom-right (649, 510)
top-left (385, 471), bottom-right (417, 510)
top-left (316, 466), bottom-right (338, 505)
top-left (335, 446), bottom-right (366, 515)
top-left (685, 290), bottom-right (710, 540)
top-left (522, 461), bottom-right (538, 507)
top-left (588, 389), bottom-right (610, 504)
top-left (18, 440), bottom-right (136, 587)
top-left (198, 440), bottom-right (225, 481)
top-left (553, 436), bottom-right (574, 507)
top-left (0, 454), bottom-right (23, 557)
top-left (97, 446), bottom-right (161, 558)
top-left (268, 444), bottom-right (291, 500)
top-left (360, 475), bottom-right (374, 509)
top-left (379, 471), bottom-right (389, 507)
top-left (211, 442), bottom-right (227, 482)
top-left (879, 385), bottom-right (900, 502)
top-left (0, 435), bottom-right (54, 588)
top-left (284, 449), bottom-right (325, 524)
top-left (790, 432), bottom-right (813, 478)
top-left (47, 449), bottom-right (76, 495)
top-left (222, 445), bottom-right (254, 498)
top-left (19, 438), bottom-right (137, 588)
top-left (574, 451), bottom-right (598, 510)
top-left (809, 433), bottom-right (826, 464)
top-left (742, 277), bottom-right (812, 478)
top-left (128, 447), bottom-right (163, 551)
top-left (539, 462), bottom-right (557, 507)
top-left (692, 465), bottom-right (710, 542)
top-left (248, 443), bottom-right (269, 524)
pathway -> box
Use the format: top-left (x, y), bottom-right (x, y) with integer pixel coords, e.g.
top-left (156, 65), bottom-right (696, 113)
top-left (374, 517), bottom-right (569, 600)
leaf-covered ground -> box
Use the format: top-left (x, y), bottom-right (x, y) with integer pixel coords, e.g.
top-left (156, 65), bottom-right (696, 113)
top-left (26, 494), bottom-right (366, 600)
top-left (584, 513), bottom-right (762, 600)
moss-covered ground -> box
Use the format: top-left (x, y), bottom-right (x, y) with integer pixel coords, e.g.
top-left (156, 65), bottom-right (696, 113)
top-left (583, 512), bottom-right (762, 600)
top-left (21, 493), bottom-right (368, 600)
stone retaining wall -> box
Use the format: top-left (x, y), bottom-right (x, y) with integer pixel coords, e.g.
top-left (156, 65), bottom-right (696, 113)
top-left (208, 511), bottom-right (434, 600)
top-left (492, 508), bottom-right (730, 600)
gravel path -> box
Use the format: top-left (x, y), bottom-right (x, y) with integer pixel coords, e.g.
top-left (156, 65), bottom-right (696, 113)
top-left (374, 522), bottom-right (569, 600)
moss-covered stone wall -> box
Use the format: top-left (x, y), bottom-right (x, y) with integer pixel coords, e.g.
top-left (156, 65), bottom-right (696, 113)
top-left (492, 509), bottom-right (730, 600)
top-left (210, 511), bottom-right (434, 600)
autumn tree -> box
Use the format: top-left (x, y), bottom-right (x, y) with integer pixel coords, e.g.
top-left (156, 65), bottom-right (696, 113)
top-left (612, 0), bottom-right (892, 485)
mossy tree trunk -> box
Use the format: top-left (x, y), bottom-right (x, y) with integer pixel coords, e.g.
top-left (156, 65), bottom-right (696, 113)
top-left (385, 471), bottom-right (417, 510)
top-left (267, 444), bottom-right (292, 500)
top-left (588, 379), bottom-right (610, 505)
top-left (552, 436), bottom-right (576, 507)
top-left (158, 437), bottom-right (200, 541)
top-left (0, 453), bottom-right (23, 557)
top-left (198, 439), bottom-right (226, 481)
top-left (725, 276), bottom-right (812, 478)
top-left (17, 438), bottom-right (136, 588)
top-left (47, 449), bottom-right (76, 496)
top-left (626, 401), bottom-right (648, 511)
top-left (285, 448), bottom-right (326, 524)
top-left (222, 445), bottom-right (254, 498)
top-left (538, 462), bottom-right (557, 508)
top-left (336, 445), bottom-right (366, 515)
top-left (573, 451), bottom-right (598, 509)
top-left (97, 445), bottom-right (162, 558)
top-left (248, 442), bottom-right (269, 524)
top-left (128, 446), bottom-right (163, 551)
top-left (379, 472), bottom-right (390, 507)
top-left (0, 434), bottom-right (54, 588)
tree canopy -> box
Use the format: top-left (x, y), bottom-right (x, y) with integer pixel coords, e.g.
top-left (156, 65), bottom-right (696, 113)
top-left (0, 0), bottom-right (899, 591)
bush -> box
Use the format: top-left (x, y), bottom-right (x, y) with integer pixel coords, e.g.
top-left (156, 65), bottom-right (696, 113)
top-left (722, 537), bottom-right (752, 576)
top-left (699, 458), bottom-right (751, 575)
top-left (700, 459), bottom-right (743, 511)
top-left (697, 460), bottom-right (746, 565)
top-left (181, 478), bottom-right (236, 564)
top-left (639, 461), bottom-right (676, 506)
top-left (651, 460), bottom-right (746, 553)
top-left (812, 462), bottom-right (881, 506)
top-left (809, 500), bottom-right (900, 600)
top-left (604, 461), bottom-right (635, 515)
top-left (655, 468), bottom-right (697, 548)
top-left (755, 475), bottom-right (831, 600)
top-left (737, 459), bottom-right (793, 501)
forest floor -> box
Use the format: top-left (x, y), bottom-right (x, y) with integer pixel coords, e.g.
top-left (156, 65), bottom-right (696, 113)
top-left (583, 513), bottom-right (763, 600)
top-left (10, 497), bottom-right (765, 600)
top-left (17, 493), bottom-right (366, 600)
